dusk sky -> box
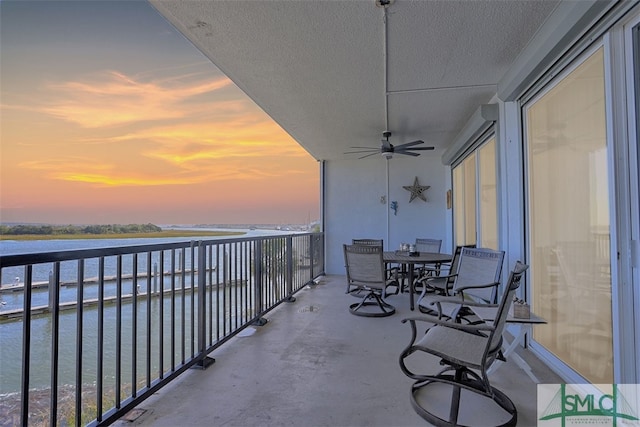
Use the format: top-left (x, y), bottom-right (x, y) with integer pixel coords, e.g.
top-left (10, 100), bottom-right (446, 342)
top-left (0, 1), bottom-right (320, 226)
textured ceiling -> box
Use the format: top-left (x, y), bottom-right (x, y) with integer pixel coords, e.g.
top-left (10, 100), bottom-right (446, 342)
top-left (149, 0), bottom-right (559, 161)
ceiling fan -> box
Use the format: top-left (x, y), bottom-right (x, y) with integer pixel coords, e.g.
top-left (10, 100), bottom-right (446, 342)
top-left (345, 131), bottom-right (434, 159)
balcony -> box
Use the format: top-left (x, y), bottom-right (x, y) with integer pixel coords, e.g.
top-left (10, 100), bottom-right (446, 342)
top-left (0, 233), bottom-right (324, 426)
top-left (1, 234), bottom-right (562, 426)
top-left (111, 274), bottom-right (562, 427)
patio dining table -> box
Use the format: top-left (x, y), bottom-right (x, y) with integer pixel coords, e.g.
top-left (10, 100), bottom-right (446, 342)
top-left (383, 251), bottom-right (452, 310)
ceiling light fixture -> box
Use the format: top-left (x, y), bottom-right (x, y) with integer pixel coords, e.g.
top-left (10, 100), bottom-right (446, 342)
top-left (375, 0), bottom-right (393, 8)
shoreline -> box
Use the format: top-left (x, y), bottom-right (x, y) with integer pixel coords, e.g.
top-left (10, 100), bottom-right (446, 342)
top-left (0, 230), bottom-right (245, 241)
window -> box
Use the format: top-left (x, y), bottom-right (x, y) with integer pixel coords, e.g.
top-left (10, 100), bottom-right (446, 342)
top-left (479, 139), bottom-right (498, 249)
top-left (453, 136), bottom-right (498, 249)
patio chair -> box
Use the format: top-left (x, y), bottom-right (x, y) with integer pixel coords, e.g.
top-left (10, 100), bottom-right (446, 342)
top-left (352, 238), bottom-right (383, 247)
top-left (343, 244), bottom-right (396, 317)
top-left (416, 247), bottom-right (504, 321)
top-left (350, 238), bottom-right (402, 297)
top-left (408, 238), bottom-right (443, 291)
top-left (416, 244), bottom-right (476, 294)
top-left (394, 238), bottom-right (444, 294)
top-left (398, 261), bottom-right (529, 427)
top-left (347, 239), bottom-right (384, 294)
top-left (415, 238), bottom-right (442, 253)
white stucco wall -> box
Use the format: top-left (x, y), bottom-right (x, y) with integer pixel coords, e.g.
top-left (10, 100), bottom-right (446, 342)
top-left (324, 153), bottom-right (450, 274)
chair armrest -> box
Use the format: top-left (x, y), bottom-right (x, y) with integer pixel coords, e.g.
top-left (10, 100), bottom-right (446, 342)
top-left (455, 281), bottom-right (500, 292)
top-left (457, 301), bottom-right (499, 308)
top-left (401, 315), bottom-right (494, 333)
top-left (417, 273), bottom-right (457, 296)
top-left (422, 264), bottom-right (451, 270)
top-left (456, 281), bottom-right (501, 305)
top-left (419, 264), bottom-right (452, 274)
top-left (422, 294), bottom-right (464, 306)
top-left (420, 294), bottom-right (465, 319)
top-left (424, 273), bottom-right (457, 283)
top-left (456, 282), bottom-right (500, 294)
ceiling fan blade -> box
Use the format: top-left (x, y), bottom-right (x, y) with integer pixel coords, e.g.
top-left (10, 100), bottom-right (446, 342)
top-left (358, 152), bottom-right (381, 159)
top-left (403, 146), bottom-right (435, 151)
top-left (395, 140), bottom-right (424, 149)
top-left (347, 134), bottom-right (431, 159)
top-left (344, 149), bottom-right (380, 154)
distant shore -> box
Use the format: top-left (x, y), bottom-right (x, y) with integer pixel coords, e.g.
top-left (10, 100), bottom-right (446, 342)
top-left (0, 230), bottom-right (245, 241)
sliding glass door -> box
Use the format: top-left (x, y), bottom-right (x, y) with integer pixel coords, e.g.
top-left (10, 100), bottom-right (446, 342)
top-left (525, 46), bottom-right (613, 383)
top-left (627, 18), bottom-right (640, 384)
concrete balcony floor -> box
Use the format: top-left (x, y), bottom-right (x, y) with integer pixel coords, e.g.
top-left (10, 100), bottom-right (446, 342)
top-left (115, 275), bottom-right (562, 427)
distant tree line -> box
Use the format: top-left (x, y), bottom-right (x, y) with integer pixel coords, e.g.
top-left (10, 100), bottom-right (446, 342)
top-left (0, 223), bottom-right (163, 236)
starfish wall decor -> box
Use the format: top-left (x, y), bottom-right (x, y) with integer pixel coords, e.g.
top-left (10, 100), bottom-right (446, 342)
top-left (403, 176), bottom-right (430, 203)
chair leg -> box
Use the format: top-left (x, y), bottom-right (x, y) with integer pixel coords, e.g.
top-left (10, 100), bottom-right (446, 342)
top-left (449, 369), bottom-right (463, 425)
top-left (384, 280), bottom-right (400, 297)
top-left (349, 291), bottom-right (396, 317)
top-left (408, 367), bottom-right (517, 427)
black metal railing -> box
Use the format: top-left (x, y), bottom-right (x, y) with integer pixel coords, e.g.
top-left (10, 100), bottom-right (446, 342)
top-left (0, 232), bottom-right (324, 426)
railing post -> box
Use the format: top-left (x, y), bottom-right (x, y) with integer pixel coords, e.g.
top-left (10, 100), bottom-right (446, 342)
top-left (223, 250), bottom-right (228, 284)
top-left (307, 234), bottom-right (321, 286)
top-left (49, 263), bottom-right (60, 426)
top-left (193, 241), bottom-right (214, 369)
top-left (308, 233), bottom-right (324, 285)
top-left (309, 235), bottom-right (316, 283)
top-left (285, 236), bottom-right (295, 302)
top-left (253, 240), bottom-right (267, 325)
top-left (20, 265), bottom-right (33, 426)
top-left (75, 259), bottom-right (85, 422)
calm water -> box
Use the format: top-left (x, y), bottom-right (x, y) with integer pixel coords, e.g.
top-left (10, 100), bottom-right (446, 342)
top-left (0, 227), bottom-right (284, 257)
top-left (0, 229), bottom-right (288, 395)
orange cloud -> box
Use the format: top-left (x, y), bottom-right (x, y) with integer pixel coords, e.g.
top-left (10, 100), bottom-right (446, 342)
top-left (40, 70), bottom-right (233, 128)
top-left (19, 159), bottom-right (113, 172)
top-left (129, 126), bottom-right (307, 163)
top-left (17, 151), bottom-right (298, 187)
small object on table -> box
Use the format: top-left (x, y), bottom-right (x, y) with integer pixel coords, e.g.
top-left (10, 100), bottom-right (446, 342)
top-left (394, 250), bottom-right (420, 256)
top-left (511, 297), bottom-right (530, 319)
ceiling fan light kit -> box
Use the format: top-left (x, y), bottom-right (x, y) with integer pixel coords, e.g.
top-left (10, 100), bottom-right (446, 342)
top-left (375, 0), bottom-right (394, 8)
